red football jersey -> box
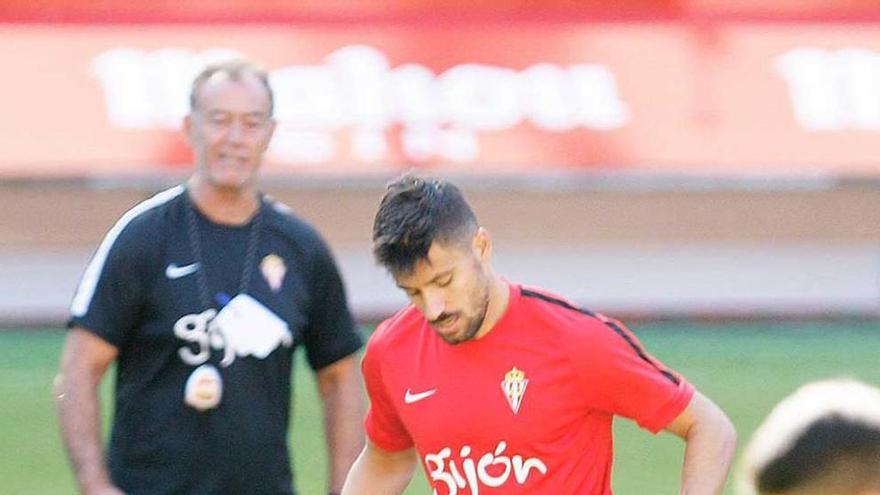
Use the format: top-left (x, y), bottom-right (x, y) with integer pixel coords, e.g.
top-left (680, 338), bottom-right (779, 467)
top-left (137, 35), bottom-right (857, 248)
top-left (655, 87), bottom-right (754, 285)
top-left (363, 283), bottom-right (694, 494)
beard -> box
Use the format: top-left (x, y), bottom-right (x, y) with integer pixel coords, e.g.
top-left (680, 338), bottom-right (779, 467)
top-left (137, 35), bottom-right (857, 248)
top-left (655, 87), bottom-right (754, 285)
top-left (441, 272), bottom-right (491, 345)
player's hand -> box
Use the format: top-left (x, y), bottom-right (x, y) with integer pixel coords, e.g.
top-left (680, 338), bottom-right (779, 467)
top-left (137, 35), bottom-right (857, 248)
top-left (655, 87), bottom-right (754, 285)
top-left (84, 483), bottom-right (126, 495)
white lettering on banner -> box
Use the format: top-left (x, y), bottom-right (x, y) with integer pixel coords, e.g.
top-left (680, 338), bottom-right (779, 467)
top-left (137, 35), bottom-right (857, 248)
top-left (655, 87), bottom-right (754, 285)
top-left (91, 48), bottom-right (244, 129)
top-left (269, 129), bottom-right (336, 164)
top-left (423, 441), bottom-right (547, 494)
top-left (777, 48), bottom-right (880, 130)
top-left (90, 45), bottom-right (629, 164)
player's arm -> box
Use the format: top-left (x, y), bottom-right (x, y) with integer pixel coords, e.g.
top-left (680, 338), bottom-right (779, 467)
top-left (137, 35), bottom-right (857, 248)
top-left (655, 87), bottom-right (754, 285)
top-left (341, 440), bottom-right (418, 495)
top-left (316, 353), bottom-right (366, 494)
top-left (664, 390), bottom-right (737, 495)
top-left (55, 327), bottom-right (125, 495)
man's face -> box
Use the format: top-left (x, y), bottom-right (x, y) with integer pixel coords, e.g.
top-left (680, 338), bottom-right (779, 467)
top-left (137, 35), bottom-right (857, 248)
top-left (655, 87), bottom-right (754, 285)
top-left (394, 234), bottom-right (492, 345)
top-left (185, 73), bottom-right (276, 190)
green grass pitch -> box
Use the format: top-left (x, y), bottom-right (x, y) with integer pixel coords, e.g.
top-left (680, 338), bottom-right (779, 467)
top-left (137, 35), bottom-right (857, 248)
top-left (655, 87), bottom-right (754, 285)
top-left (1, 322), bottom-right (877, 494)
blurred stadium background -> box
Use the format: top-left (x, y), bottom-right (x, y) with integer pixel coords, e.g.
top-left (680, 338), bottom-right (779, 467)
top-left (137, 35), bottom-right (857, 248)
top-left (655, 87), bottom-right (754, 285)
top-left (1, 0), bottom-right (879, 493)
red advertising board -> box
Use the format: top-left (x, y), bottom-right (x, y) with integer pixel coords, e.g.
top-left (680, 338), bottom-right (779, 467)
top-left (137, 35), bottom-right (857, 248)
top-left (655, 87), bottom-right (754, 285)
top-left (3, 22), bottom-right (880, 177)
top-left (5, 0), bottom-right (880, 23)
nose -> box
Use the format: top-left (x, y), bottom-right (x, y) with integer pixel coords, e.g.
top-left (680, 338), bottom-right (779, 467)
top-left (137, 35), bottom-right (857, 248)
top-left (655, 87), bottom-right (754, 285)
top-left (223, 120), bottom-right (247, 144)
top-left (422, 290), bottom-right (446, 322)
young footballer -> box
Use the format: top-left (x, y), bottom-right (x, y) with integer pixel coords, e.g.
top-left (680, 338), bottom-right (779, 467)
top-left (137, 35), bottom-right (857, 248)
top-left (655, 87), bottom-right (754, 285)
top-left (342, 175), bottom-right (736, 494)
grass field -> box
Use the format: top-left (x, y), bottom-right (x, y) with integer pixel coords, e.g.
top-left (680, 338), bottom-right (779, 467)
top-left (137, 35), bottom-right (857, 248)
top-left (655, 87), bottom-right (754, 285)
top-left (1, 322), bottom-right (878, 494)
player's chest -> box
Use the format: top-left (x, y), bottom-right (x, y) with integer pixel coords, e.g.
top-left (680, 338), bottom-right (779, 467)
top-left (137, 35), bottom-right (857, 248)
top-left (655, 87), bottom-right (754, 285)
top-left (144, 234), bottom-right (310, 346)
top-left (391, 342), bottom-right (584, 448)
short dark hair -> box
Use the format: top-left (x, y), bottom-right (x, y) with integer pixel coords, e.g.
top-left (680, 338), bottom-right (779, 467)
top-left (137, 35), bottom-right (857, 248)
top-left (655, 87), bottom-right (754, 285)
top-left (372, 174), bottom-right (478, 275)
top-left (190, 59), bottom-right (274, 116)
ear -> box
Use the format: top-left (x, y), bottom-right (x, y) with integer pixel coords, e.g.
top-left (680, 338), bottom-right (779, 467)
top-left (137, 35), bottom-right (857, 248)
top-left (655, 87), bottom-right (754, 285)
top-left (472, 227), bottom-right (492, 262)
top-left (262, 118), bottom-right (278, 151)
top-left (183, 114), bottom-right (194, 143)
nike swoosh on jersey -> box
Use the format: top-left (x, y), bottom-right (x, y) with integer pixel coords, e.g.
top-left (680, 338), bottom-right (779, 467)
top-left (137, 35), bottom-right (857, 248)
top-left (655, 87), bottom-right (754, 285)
top-left (404, 388), bottom-right (437, 404)
top-left (165, 262), bottom-right (201, 280)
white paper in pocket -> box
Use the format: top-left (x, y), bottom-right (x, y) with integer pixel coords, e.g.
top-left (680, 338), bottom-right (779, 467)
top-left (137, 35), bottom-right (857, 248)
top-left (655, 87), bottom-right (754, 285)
top-left (210, 294), bottom-right (292, 366)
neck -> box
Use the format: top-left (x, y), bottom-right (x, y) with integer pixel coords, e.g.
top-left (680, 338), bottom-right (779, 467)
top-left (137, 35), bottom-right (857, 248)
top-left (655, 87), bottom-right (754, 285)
top-left (187, 177), bottom-right (260, 226)
top-left (474, 273), bottom-right (510, 340)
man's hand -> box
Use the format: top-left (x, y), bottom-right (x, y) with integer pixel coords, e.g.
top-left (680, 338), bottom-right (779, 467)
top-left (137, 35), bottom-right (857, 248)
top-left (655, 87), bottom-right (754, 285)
top-left (56, 328), bottom-right (120, 495)
top-left (84, 483), bottom-right (126, 495)
top-left (316, 353), bottom-right (366, 493)
top-left (341, 442), bottom-right (418, 495)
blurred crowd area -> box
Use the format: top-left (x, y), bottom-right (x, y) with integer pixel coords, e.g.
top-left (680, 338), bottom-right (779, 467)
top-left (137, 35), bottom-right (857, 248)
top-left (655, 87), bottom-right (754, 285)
top-left (2, 0), bottom-right (880, 326)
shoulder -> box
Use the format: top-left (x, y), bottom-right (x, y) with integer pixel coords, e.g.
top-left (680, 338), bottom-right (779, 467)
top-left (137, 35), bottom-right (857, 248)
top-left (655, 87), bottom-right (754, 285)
top-left (365, 306), bottom-right (423, 359)
top-left (516, 285), bottom-right (656, 375)
top-left (100, 185), bottom-right (186, 257)
top-left (263, 196), bottom-right (329, 255)
top-left (362, 306), bottom-right (421, 384)
top-left (517, 285), bottom-right (605, 334)
top-left (69, 186), bottom-right (184, 318)
top-left (516, 284), bottom-right (634, 354)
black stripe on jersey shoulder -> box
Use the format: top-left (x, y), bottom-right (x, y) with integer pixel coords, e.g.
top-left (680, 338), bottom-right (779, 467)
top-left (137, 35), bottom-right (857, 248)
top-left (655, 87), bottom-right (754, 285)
top-left (520, 288), bottom-right (679, 386)
top-left (600, 320), bottom-right (681, 386)
top-left (521, 288), bottom-right (596, 317)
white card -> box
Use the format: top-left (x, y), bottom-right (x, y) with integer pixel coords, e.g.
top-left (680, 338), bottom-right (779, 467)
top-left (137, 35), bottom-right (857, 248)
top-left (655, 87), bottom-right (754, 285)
top-left (209, 294), bottom-right (292, 366)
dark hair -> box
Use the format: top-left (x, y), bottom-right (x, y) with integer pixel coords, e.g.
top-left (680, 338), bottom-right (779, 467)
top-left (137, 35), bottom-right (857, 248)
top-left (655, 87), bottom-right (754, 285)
top-left (190, 59), bottom-right (274, 117)
top-left (756, 415), bottom-right (880, 493)
top-left (373, 174), bottom-right (478, 275)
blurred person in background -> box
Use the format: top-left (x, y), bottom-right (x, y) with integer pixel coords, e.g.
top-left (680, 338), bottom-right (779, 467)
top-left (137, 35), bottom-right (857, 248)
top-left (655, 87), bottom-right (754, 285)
top-left (342, 174), bottom-right (737, 494)
top-left (740, 378), bottom-right (880, 495)
top-left (55, 59), bottom-right (364, 495)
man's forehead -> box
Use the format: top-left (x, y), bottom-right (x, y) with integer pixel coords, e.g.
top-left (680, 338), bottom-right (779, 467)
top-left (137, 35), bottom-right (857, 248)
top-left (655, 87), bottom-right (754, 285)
top-left (394, 242), bottom-right (465, 285)
top-left (195, 73), bottom-right (271, 113)
top-left (394, 257), bottom-right (437, 285)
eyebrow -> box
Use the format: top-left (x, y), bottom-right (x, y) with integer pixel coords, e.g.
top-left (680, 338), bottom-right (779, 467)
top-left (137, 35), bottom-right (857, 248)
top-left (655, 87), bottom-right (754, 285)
top-left (396, 269), bottom-right (454, 291)
top-left (206, 110), bottom-right (268, 118)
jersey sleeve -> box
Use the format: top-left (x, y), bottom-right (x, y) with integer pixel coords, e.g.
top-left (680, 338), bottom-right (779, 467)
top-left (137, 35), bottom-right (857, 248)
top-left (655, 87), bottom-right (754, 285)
top-left (362, 328), bottom-right (414, 452)
top-left (68, 220), bottom-right (152, 349)
top-left (570, 315), bottom-right (694, 434)
top-left (301, 239), bottom-right (363, 370)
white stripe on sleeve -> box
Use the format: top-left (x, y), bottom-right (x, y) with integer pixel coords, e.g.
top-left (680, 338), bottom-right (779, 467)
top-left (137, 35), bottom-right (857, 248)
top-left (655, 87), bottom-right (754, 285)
top-left (70, 186), bottom-right (185, 317)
